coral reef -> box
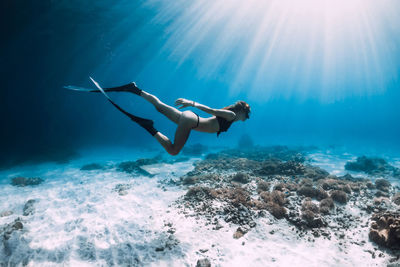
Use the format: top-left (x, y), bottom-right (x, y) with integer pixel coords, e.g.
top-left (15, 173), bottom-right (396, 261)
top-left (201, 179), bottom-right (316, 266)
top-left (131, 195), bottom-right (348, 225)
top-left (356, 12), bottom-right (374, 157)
top-left (369, 212), bottom-right (400, 250)
top-left (345, 156), bottom-right (400, 177)
top-left (11, 177), bottom-right (44, 187)
top-left (175, 146), bottom-right (400, 245)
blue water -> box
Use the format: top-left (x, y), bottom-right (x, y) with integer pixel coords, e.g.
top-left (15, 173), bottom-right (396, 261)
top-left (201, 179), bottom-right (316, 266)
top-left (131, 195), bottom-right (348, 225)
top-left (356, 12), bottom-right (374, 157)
top-left (1, 0), bottom-right (400, 164)
top-left (2, 1), bottom-right (400, 265)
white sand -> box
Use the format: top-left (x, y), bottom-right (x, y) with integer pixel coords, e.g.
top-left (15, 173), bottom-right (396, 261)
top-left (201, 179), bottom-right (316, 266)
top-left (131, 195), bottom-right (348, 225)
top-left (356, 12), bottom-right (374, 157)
top-left (0, 148), bottom-right (392, 266)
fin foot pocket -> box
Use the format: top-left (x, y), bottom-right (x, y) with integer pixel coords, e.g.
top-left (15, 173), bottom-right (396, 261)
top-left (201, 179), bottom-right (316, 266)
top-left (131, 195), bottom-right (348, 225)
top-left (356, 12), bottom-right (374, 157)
top-left (103, 82), bottom-right (142, 95)
top-left (89, 77), bottom-right (157, 136)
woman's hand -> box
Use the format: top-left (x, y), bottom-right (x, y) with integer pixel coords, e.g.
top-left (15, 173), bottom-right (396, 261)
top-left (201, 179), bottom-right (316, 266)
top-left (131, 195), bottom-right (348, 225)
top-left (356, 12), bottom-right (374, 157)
top-left (174, 98), bottom-right (193, 109)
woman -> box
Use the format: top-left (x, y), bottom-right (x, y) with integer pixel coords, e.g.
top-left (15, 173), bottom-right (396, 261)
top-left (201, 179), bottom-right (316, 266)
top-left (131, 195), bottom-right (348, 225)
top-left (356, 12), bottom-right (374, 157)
top-left (81, 78), bottom-right (250, 156)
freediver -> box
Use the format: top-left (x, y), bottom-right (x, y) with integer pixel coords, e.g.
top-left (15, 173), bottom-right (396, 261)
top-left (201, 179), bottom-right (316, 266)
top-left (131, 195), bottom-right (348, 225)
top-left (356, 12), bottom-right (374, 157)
top-left (72, 79), bottom-right (250, 156)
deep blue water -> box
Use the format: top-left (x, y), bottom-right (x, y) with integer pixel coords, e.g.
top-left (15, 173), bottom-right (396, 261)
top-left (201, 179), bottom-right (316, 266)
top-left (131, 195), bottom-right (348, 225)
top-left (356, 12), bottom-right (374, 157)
top-left (1, 0), bottom-right (400, 168)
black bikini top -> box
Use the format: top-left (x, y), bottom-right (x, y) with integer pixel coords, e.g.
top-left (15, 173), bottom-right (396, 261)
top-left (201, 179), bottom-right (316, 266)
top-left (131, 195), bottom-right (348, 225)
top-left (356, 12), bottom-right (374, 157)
top-left (216, 116), bottom-right (234, 137)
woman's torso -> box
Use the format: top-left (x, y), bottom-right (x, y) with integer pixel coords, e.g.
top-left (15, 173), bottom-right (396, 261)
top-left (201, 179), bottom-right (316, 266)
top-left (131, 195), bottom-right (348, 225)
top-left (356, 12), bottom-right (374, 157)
top-left (194, 115), bottom-right (233, 134)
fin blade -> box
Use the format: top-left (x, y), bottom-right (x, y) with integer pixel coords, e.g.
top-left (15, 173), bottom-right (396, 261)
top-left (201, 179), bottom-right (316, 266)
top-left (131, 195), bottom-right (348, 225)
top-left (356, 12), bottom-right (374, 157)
top-left (89, 77), bottom-right (111, 100)
top-left (63, 85), bottom-right (95, 92)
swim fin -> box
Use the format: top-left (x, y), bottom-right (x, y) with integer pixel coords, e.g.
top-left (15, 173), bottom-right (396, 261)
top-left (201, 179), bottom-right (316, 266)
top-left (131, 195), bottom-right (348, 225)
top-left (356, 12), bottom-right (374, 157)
top-left (64, 85), bottom-right (95, 92)
top-left (103, 81), bottom-right (142, 95)
top-left (64, 81), bottom-right (142, 95)
top-left (89, 77), bottom-right (158, 136)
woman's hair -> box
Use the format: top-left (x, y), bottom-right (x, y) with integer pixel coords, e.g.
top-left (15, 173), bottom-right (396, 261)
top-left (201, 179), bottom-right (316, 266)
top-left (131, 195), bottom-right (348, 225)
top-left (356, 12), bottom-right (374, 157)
top-left (223, 101), bottom-right (251, 118)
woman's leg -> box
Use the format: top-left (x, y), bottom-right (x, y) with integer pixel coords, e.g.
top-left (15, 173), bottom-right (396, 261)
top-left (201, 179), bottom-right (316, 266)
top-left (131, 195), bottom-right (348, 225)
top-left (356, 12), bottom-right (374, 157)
top-left (153, 111), bottom-right (195, 155)
top-left (140, 91), bottom-right (182, 124)
top-left (94, 82), bottom-right (182, 124)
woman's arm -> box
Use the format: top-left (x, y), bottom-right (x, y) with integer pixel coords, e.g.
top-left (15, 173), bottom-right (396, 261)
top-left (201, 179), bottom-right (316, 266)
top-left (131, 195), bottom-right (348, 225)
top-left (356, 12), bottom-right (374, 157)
top-left (175, 98), bottom-right (236, 121)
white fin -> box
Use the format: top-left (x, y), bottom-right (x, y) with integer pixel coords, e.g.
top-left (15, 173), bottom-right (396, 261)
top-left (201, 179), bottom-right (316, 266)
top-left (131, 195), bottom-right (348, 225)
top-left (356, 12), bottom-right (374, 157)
top-left (89, 76), bottom-right (111, 100)
top-left (63, 85), bottom-right (93, 91)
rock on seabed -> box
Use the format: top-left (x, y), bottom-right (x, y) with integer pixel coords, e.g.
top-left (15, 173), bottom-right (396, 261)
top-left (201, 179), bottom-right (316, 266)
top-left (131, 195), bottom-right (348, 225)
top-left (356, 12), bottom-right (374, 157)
top-left (11, 177), bottom-right (44, 187)
top-left (369, 212), bottom-right (400, 250)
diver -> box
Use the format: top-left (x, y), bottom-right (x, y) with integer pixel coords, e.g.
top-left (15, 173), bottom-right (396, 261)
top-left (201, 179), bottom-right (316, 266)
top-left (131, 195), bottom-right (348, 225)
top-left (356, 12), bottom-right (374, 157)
top-left (69, 79), bottom-right (250, 156)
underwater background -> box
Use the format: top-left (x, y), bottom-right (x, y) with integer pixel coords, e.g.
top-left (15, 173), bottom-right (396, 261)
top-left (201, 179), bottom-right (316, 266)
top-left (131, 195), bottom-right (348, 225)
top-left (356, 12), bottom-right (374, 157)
top-left (1, 1), bottom-right (400, 266)
top-left (1, 0), bottom-right (400, 167)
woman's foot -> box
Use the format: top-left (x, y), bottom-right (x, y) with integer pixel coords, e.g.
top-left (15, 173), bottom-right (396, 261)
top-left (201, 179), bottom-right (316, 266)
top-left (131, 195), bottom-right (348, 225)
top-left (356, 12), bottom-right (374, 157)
top-left (88, 77), bottom-right (157, 136)
top-left (103, 92), bottom-right (157, 135)
top-left (90, 82), bottom-right (142, 95)
top-left (131, 116), bottom-right (158, 136)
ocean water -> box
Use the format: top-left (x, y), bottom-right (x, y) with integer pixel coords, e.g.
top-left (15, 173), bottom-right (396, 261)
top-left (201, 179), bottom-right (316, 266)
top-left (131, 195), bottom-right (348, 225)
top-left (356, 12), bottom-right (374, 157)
top-left (1, 0), bottom-right (400, 266)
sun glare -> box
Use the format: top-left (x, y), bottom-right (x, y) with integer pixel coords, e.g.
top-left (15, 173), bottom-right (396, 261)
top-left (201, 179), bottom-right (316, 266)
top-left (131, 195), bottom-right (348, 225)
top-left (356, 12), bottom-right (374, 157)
top-left (140, 0), bottom-right (399, 102)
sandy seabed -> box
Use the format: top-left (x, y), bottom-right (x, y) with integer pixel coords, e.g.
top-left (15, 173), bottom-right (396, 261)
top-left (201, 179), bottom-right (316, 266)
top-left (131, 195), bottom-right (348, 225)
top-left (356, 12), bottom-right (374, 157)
top-left (0, 146), bottom-right (399, 266)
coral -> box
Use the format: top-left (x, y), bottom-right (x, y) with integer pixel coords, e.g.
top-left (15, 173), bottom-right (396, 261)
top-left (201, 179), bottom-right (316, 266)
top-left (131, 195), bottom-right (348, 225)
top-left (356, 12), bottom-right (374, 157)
top-left (267, 203), bottom-right (287, 219)
top-left (345, 156), bottom-right (399, 177)
top-left (255, 160), bottom-right (306, 176)
top-left (302, 199), bottom-right (319, 214)
top-left (300, 178), bottom-right (313, 187)
top-left (315, 187), bottom-right (329, 200)
top-left (304, 166), bottom-right (329, 181)
top-left (297, 186), bottom-right (317, 198)
top-left (320, 178), bottom-right (340, 191)
top-left (375, 191), bottom-right (390, 198)
top-left (375, 178), bottom-right (391, 192)
top-left (373, 197), bottom-right (391, 211)
top-left (259, 190), bottom-right (287, 219)
top-left (231, 172), bottom-right (250, 184)
top-left (278, 161), bottom-right (307, 176)
top-left (345, 156), bottom-right (387, 173)
top-left (330, 190), bottom-right (348, 204)
top-left (349, 182), bottom-right (361, 192)
top-left (285, 183), bottom-right (299, 192)
top-left (182, 173), bottom-right (221, 185)
top-left (182, 176), bottom-right (198, 185)
top-left (213, 187), bottom-right (252, 208)
top-left (176, 147), bottom-right (400, 240)
top-left (301, 210), bottom-right (315, 222)
top-left (369, 212), bottom-right (400, 249)
top-left (11, 177), bottom-right (44, 187)
top-left (319, 198), bottom-right (334, 214)
top-left (260, 190), bottom-right (286, 206)
top-left (209, 146), bottom-right (306, 162)
top-left (366, 181), bottom-right (375, 189)
top-left (338, 184), bottom-right (352, 194)
top-left (273, 183), bottom-right (286, 191)
top-left (393, 193), bottom-right (400, 205)
top-left (257, 180), bottom-right (270, 192)
top-left (185, 186), bottom-right (216, 201)
top-left (196, 258), bottom-right (211, 267)
top-left (300, 209), bottom-right (325, 228)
